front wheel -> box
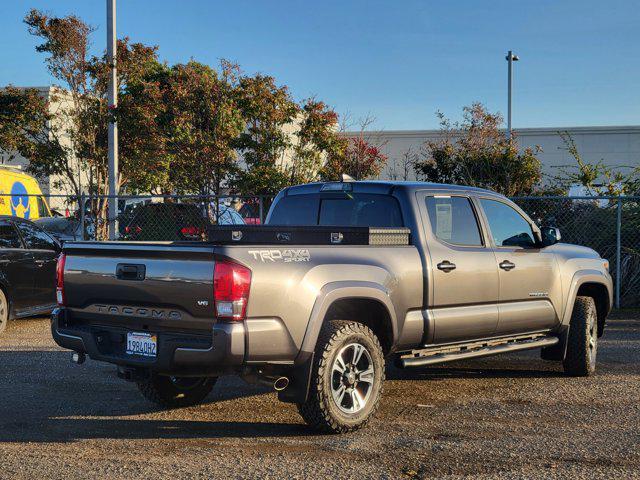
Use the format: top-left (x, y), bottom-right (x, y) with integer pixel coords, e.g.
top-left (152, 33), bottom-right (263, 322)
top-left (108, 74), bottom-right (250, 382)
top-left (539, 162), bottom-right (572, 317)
top-left (136, 374), bottom-right (217, 408)
top-left (563, 296), bottom-right (598, 377)
top-left (298, 320), bottom-right (385, 433)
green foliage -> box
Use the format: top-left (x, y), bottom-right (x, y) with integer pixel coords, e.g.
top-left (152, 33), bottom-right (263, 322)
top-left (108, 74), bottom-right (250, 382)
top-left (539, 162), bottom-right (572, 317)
top-left (320, 137), bottom-right (387, 181)
top-left (0, 87), bottom-right (67, 177)
top-left (551, 131), bottom-right (640, 196)
top-left (414, 103), bottom-right (543, 196)
top-left (160, 60), bottom-right (244, 195)
top-left (233, 75), bottom-right (300, 195)
top-left (291, 98), bottom-right (342, 184)
top-left (5, 9), bottom-right (347, 202)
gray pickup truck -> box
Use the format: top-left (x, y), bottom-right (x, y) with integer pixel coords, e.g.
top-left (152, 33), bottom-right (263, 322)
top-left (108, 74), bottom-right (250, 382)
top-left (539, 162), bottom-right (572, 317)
top-left (52, 181), bottom-right (612, 432)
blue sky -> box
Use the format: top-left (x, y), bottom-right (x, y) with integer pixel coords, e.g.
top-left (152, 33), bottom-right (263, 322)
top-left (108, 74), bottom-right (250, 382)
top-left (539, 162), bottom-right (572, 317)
top-left (2, 0), bottom-right (639, 130)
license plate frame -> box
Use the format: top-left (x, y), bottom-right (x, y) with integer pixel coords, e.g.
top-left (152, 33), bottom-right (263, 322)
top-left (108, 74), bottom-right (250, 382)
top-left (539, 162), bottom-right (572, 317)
top-left (126, 332), bottom-right (158, 358)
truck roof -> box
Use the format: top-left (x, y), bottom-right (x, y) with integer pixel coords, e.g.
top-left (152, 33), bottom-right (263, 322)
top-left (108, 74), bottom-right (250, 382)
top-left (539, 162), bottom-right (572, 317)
top-left (283, 180), bottom-right (506, 198)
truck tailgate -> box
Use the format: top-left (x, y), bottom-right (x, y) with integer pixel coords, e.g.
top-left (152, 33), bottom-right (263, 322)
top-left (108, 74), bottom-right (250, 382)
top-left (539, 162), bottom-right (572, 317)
top-left (63, 242), bottom-right (217, 333)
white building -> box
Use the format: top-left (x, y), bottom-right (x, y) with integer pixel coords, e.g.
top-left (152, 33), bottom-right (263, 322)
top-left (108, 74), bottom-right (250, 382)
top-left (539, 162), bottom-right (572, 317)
top-left (348, 125), bottom-right (640, 182)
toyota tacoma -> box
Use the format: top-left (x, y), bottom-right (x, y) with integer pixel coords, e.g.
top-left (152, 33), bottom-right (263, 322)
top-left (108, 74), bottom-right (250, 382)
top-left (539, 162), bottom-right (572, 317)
top-left (51, 181), bottom-right (612, 432)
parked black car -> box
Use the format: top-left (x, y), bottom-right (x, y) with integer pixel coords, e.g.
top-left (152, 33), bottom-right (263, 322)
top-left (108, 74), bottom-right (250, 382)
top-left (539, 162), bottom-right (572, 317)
top-left (122, 203), bottom-right (244, 241)
top-left (0, 216), bottom-right (60, 334)
top-left (34, 216), bottom-right (86, 243)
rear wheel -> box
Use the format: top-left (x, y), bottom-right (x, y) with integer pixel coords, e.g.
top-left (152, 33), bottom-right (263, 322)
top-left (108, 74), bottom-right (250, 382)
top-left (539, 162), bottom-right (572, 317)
top-left (136, 374), bottom-right (217, 408)
top-left (297, 320), bottom-right (385, 433)
top-left (0, 289), bottom-right (8, 336)
top-left (563, 296), bottom-right (598, 377)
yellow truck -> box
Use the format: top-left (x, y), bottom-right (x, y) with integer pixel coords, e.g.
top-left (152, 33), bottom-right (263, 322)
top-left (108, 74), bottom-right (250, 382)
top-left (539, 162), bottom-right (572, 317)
top-left (0, 166), bottom-right (51, 219)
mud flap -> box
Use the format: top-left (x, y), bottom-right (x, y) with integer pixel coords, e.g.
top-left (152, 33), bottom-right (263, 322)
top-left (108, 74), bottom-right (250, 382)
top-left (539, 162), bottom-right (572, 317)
top-left (278, 352), bottom-right (314, 404)
top-left (541, 327), bottom-right (569, 361)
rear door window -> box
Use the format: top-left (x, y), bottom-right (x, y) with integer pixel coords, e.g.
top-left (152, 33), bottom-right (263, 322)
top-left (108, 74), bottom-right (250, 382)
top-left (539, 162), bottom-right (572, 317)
top-left (15, 221), bottom-right (58, 251)
top-left (425, 196), bottom-right (483, 246)
top-left (0, 222), bottom-right (23, 249)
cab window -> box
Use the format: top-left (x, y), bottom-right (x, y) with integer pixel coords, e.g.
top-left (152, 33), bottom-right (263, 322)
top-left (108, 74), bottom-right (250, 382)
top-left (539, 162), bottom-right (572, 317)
top-left (480, 199), bottom-right (536, 248)
top-left (425, 196), bottom-right (482, 246)
top-left (15, 221), bottom-right (58, 251)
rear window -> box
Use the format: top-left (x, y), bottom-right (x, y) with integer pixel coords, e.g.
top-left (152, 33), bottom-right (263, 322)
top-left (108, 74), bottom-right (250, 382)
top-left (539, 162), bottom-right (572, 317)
top-left (268, 193), bottom-right (403, 227)
top-left (267, 196), bottom-right (319, 225)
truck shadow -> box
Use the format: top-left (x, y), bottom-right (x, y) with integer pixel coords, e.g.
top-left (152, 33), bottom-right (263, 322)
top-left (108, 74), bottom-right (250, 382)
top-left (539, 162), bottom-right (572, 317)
top-left (0, 349), bottom-right (308, 443)
top-left (385, 353), bottom-right (566, 381)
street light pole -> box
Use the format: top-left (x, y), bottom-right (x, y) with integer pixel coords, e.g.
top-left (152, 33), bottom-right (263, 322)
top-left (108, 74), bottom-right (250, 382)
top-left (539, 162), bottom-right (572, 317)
top-left (107, 0), bottom-right (118, 240)
top-left (505, 50), bottom-right (519, 141)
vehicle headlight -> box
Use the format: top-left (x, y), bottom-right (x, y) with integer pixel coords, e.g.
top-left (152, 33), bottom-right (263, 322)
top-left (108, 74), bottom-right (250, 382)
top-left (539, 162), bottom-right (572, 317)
top-left (602, 259), bottom-right (609, 272)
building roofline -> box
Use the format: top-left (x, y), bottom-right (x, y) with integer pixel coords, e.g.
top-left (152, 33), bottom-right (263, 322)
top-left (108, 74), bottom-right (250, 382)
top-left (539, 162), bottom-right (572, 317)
top-left (344, 125), bottom-right (640, 138)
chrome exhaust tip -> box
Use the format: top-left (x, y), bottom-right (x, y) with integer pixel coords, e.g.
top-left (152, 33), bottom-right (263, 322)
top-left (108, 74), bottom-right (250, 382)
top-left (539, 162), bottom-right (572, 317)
top-left (273, 377), bottom-right (289, 391)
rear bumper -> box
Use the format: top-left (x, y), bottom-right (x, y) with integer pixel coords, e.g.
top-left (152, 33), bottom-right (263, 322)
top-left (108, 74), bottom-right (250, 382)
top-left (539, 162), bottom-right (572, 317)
top-left (51, 308), bottom-right (245, 375)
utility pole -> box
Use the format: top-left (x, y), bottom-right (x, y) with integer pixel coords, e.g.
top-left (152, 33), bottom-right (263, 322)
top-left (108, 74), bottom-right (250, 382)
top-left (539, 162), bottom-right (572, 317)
top-left (107, 0), bottom-right (118, 239)
top-left (505, 50), bottom-right (519, 141)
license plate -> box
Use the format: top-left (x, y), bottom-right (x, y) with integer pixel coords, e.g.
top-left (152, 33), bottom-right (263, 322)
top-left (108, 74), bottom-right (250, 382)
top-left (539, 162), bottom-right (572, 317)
top-left (126, 332), bottom-right (157, 357)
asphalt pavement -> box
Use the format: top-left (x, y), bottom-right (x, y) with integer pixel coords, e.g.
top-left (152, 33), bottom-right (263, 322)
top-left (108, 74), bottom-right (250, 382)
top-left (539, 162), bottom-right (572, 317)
top-left (0, 313), bottom-right (638, 479)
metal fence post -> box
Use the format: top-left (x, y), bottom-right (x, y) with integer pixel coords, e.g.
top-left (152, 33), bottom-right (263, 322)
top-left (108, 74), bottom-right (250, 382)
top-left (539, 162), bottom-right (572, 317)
top-left (259, 196), bottom-right (264, 224)
top-left (615, 197), bottom-right (622, 309)
top-left (79, 193), bottom-right (86, 240)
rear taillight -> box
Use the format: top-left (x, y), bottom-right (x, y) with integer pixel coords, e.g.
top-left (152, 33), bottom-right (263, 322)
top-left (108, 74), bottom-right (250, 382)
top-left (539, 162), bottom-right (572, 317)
top-left (56, 253), bottom-right (66, 306)
top-left (213, 260), bottom-right (251, 321)
top-left (125, 225), bottom-right (142, 235)
top-left (180, 225), bottom-right (203, 238)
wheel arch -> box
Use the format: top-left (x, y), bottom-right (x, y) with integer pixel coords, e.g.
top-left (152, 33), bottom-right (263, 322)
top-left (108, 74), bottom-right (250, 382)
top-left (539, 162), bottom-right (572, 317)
top-left (298, 282), bottom-right (398, 358)
top-left (562, 270), bottom-right (612, 328)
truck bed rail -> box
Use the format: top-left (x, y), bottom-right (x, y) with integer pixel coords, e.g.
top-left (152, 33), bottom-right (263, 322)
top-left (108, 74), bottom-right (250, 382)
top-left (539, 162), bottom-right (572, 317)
top-left (207, 225), bottom-right (411, 246)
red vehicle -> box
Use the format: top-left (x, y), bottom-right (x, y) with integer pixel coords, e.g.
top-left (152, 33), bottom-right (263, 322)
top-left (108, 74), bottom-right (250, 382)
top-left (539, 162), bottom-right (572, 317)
top-left (238, 201), bottom-right (262, 225)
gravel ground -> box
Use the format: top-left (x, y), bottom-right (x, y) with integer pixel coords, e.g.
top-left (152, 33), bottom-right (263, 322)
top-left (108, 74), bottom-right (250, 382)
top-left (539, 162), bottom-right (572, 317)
top-left (0, 313), bottom-right (639, 480)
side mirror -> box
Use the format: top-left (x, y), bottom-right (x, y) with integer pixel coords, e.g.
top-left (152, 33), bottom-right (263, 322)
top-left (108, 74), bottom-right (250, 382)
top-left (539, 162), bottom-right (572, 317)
top-left (540, 226), bottom-right (561, 247)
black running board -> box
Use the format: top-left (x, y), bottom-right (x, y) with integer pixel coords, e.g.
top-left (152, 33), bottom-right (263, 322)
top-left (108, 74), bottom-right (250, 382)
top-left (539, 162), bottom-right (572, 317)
top-left (400, 334), bottom-right (559, 368)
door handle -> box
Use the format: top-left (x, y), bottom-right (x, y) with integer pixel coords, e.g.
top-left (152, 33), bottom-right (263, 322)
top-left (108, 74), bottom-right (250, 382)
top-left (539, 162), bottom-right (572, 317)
top-left (437, 261), bottom-right (457, 272)
top-left (116, 263), bottom-right (146, 281)
top-left (499, 260), bottom-right (516, 271)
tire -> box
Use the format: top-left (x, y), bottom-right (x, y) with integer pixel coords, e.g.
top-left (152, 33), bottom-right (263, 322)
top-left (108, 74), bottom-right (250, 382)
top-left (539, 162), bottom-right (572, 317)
top-left (136, 374), bottom-right (217, 408)
top-left (563, 296), bottom-right (598, 377)
top-left (297, 320), bottom-right (385, 433)
top-left (0, 289), bottom-right (8, 336)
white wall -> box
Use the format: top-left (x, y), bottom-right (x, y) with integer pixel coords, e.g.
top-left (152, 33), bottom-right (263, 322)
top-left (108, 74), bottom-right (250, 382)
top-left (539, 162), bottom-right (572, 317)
top-left (347, 126), bottom-right (640, 182)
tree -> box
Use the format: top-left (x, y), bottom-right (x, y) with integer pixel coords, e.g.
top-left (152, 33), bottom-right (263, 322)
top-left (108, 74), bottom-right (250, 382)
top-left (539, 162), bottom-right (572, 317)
top-left (160, 60), bottom-right (244, 196)
top-left (414, 103), bottom-right (542, 196)
top-left (290, 98), bottom-right (341, 184)
top-left (0, 87), bottom-right (67, 186)
top-left (551, 131), bottom-right (640, 196)
top-left (89, 38), bottom-right (169, 194)
top-left (233, 74), bottom-right (300, 195)
top-left (388, 147), bottom-right (418, 181)
top-left (320, 116), bottom-right (388, 181)
top-left (16, 10), bottom-right (169, 237)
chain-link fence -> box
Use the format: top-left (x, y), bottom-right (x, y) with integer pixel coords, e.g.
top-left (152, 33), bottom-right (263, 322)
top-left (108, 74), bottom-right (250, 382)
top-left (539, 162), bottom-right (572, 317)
top-left (512, 196), bottom-right (640, 309)
top-left (79, 194), bottom-right (272, 243)
top-left (3, 192), bottom-right (638, 309)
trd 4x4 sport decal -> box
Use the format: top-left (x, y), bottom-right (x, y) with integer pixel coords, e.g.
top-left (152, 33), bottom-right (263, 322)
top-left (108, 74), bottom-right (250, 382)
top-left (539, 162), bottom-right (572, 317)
top-left (248, 249), bottom-right (311, 263)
